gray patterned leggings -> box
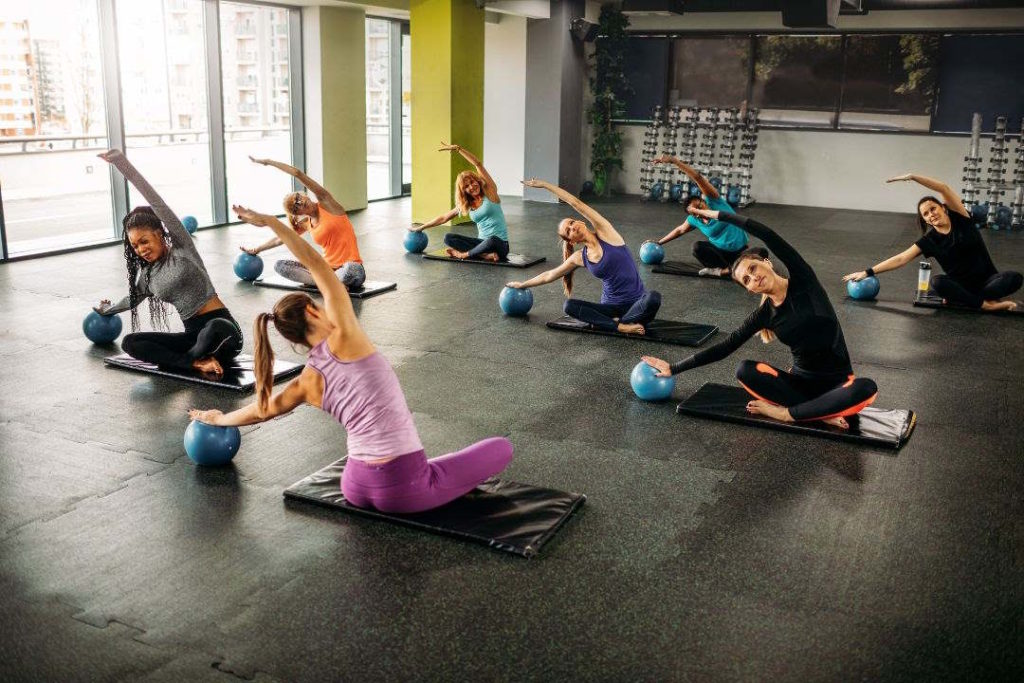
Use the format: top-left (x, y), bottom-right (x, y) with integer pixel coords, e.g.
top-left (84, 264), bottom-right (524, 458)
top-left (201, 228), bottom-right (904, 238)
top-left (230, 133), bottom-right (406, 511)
top-left (274, 259), bottom-right (366, 289)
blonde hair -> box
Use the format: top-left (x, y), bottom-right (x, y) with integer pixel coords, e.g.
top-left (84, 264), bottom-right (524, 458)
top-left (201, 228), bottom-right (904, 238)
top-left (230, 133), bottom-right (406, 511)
top-left (557, 218), bottom-right (577, 297)
top-left (283, 193), bottom-right (313, 233)
top-left (253, 293), bottom-right (314, 416)
top-left (454, 171), bottom-right (485, 215)
top-left (731, 250), bottom-right (776, 344)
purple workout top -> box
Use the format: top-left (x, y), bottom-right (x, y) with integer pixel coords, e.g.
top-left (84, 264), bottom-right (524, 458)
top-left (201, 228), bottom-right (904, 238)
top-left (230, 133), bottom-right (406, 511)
top-left (307, 342), bottom-right (423, 460)
top-left (582, 238), bottom-right (646, 305)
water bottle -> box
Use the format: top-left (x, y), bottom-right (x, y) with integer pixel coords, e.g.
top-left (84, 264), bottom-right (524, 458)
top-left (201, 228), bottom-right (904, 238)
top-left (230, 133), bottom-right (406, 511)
top-left (917, 261), bottom-right (932, 296)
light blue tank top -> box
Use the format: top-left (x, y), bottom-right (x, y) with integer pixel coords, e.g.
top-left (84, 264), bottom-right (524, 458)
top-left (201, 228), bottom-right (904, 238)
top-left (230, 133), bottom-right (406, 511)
top-left (468, 197), bottom-right (509, 242)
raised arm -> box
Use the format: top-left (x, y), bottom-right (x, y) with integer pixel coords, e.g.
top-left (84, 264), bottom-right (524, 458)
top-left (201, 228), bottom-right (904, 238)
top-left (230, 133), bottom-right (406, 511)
top-left (887, 173), bottom-right (968, 217)
top-left (232, 205), bottom-right (369, 348)
top-left (694, 207), bottom-right (813, 281)
top-left (250, 156), bottom-right (346, 215)
top-left (652, 155), bottom-right (718, 199)
top-left (441, 142), bottom-right (499, 202)
top-left (98, 149), bottom-right (193, 250)
top-left (507, 251), bottom-right (583, 289)
top-left (413, 208), bottom-right (460, 231)
top-left (521, 179), bottom-right (622, 242)
top-left (843, 244), bottom-right (922, 282)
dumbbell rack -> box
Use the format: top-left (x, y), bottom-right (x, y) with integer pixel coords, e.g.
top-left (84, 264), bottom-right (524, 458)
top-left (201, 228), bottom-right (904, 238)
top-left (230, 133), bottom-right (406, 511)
top-left (697, 107), bottom-right (720, 189)
top-left (961, 112), bottom-right (983, 218)
top-left (718, 108), bottom-right (740, 203)
top-left (985, 116), bottom-right (1008, 229)
top-left (1012, 119), bottom-right (1024, 229)
top-left (678, 107), bottom-right (701, 201)
top-left (638, 106), bottom-right (663, 201)
top-left (658, 106), bottom-right (681, 202)
top-left (736, 108), bottom-right (759, 208)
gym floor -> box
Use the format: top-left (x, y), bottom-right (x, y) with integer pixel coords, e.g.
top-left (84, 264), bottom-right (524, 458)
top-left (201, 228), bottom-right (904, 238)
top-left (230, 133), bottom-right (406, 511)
top-left (1, 196), bottom-right (1021, 682)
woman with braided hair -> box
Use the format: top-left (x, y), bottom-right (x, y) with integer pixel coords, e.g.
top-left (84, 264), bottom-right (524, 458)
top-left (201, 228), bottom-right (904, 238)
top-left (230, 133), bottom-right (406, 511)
top-left (94, 150), bottom-right (243, 377)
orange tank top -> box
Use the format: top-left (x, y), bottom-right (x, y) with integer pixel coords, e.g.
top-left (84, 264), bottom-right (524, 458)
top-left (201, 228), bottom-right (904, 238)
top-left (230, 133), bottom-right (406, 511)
top-left (311, 207), bottom-right (362, 268)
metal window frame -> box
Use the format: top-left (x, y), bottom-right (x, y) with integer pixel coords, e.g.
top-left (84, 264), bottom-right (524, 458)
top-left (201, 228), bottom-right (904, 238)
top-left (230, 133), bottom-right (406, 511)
top-left (205, 0), bottom-right (228, 224)
top-left (388, 20), bottom-right (403, 198)
top-left (289, 8), bottom-right (305, 192)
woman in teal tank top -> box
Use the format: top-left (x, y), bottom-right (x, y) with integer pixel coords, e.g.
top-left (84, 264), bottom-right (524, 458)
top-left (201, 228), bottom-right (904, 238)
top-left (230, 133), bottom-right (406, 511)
top-left (412, 142), bottom-right (511, 262)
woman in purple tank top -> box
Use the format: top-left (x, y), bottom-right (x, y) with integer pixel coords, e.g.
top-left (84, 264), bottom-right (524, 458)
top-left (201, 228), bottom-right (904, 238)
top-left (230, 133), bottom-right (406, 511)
top-left (188, 205), bottom-right (513, 514)
top-left (507, 179), bottom-right (661, 335)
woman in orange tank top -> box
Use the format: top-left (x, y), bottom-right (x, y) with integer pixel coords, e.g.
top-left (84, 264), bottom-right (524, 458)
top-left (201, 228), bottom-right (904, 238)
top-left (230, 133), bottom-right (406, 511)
top-left (240, 156), bottom-right (366, 290)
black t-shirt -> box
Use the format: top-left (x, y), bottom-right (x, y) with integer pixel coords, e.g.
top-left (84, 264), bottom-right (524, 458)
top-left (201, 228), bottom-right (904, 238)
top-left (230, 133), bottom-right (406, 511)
top-left (671, 213), bottom-right (853, 380)
top-left (914, 209), bottom-right (997, 290)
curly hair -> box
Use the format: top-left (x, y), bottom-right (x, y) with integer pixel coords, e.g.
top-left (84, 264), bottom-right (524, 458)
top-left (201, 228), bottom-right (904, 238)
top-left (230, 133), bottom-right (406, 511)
top-left (122, 206), bottom-right (172, 332)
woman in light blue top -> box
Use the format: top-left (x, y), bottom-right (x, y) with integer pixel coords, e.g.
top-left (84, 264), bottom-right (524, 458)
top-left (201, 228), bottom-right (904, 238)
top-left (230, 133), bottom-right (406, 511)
top-left (412, 142), bottom-right (510, 262)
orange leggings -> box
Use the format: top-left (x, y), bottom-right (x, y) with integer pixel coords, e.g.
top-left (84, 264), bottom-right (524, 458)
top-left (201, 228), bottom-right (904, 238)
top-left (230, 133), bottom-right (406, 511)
top-left (736, 360), bottom-right (877, 421)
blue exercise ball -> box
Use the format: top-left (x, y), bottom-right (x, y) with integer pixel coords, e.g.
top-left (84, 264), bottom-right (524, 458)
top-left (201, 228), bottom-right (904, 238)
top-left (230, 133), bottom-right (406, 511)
top-left (499, 286), bottom-right (534, 317)
top-left (995, 205), bottom-right (1012, 229)
top-left (581, 180), bottom-right (596, 195)
top-left (709, 177), bottom-right (723, 192)
top-left (727, 186), bottom-right (742, 206)
top-left (630, 361), bottom-right (675, 402)
top-left (184, 421), bottom-right (241, 466)
top-left (404, 230), bottom-right (428, 254)
top-left (970, 202), bottom-right (988, 227)
top-left (847, 276), bottom-right (880, 301)
top-left (688, 183), bottom-right (702, 198)
top-left (669, 183), bottom-right (684, 202)
top-left (82, 310), bottom-right (123, 344)
top-left (233, 252), bottom-right (264, 281)
top-left (639, 242), bottom-right (665, 265)
top-left (649, 182), bottom-right (664, 200)
top-left (182, 215), bottom-right (198, 234)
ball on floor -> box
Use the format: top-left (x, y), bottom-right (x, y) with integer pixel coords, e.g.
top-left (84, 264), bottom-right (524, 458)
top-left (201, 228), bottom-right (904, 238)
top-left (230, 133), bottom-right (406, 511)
top-left (630, 361), bottom-right (675, 401)
top-left (638, 242), bottom-right (665, 265)
top-left (649, 182), bottom-right (664, 200)
top-left (847, 276), bottom-right (880, 301)
top-left (83, 310), bottom-right (123, 344)
top-left (404, 230), bottom-right (428, 254)
top-left (184, 421), bottom-right (241, 466)
top-left (581, 180), bottom-right (595, 196)
top-left (499, 286), bottom-right (533, 317)
top-left (669, 183), bottom-right (684, 202)
top-left (233, 252), bottom-right (264, 281)
top-left (182, 215), bottom-right (199, 234)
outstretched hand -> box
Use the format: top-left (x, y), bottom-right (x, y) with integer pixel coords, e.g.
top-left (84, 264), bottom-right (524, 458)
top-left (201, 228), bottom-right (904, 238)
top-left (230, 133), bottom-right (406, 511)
top-left (239, 245), bottom-right (260, 256)
top-left (651, 155), bottom-right (676, 165)
top-left (521, 178), bottom-right (545, 189)
top-left (232, 204), bottom-right (274, 227)
top-left (506, 281), bottom-right (525, 289)
top-left (188, 408), bottom-right (224, 425)
top-left (93, 299), bottom-right (112, 315)
top-left (249, 155), bottom-right (269, 166)
top-left (842, 271), bottom-right (868, 283)
top-left (642, 355), bottom-right (672, 378)
top-left (687, 205), bottom-right (719, 222)
top-left (885, 173), bottom-right (913, 183)
top-left (438, 141), bottom-right (460, 152)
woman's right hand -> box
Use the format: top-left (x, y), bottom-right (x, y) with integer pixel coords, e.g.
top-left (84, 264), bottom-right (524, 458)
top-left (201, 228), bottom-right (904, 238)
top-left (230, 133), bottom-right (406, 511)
top-left (409, 224), bottom-right (424, 233)
top-left (521, 178), bottom-right (545, 189)
top-left (687, 205), bottom-right (719, 221)
top-left (885, 173), bottom-right (913, 183)
top-left (232, 204), bottom-right (274, 227)
top-left (842, 271), bottom-right (868, 282)
top-left (240, 245), bottom-right (259, 256)
top-left (93, 299), bottom-right (112, 315)
top-left (651, 155), bottom-right (675, 165)
top-left (506, 281), bottom-right (525, 289)
top-left (642, 355), bottom-right (672, 378)
top-left (249, 155), bottom-right (269, 166)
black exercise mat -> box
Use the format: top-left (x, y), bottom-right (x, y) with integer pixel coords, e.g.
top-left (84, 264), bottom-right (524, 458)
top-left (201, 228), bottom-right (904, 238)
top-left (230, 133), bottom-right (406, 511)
top-left (913, 293), bottom-right (1023, 317)
top-left (104, 353), bottom-right (304, 392)
top-left (652, 261), bottom-right (728, 279)
top-left (422, 249), bottom-right (545, 268)
top-left (546, 316), bottom-right (718, 347)
top-left (676, 382), bottom-right (916, 450)
top-left (253, 274), bottom-right (396, 300)
top-left (283, 458), bottom-right (585, 558)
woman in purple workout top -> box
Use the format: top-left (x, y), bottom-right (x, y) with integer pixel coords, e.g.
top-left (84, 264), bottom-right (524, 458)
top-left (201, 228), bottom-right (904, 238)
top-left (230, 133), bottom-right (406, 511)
top-left (507, 178), bottom-right (661, 335)
top-left (189, 206), bottom-right (513, 514)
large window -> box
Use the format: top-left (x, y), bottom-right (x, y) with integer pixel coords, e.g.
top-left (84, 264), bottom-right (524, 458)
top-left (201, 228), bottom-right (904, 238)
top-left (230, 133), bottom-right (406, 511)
top-left (752, 35), bottom-right (842, 127)
top-left (0, 0), bottom-right (113, 256)
top-left (0, 0), bottom-right (303, 260)
top-left (366, 17), bottom-right (410, 201)
top-left (670, 36), bottom-right (750, 109)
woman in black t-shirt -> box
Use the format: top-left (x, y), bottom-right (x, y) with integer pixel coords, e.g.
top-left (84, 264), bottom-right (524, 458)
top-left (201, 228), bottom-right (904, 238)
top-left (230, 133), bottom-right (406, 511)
top-left (844, 173), bottom-right (1021, 312)
top-left (644, 206), bottom-right (878, 431)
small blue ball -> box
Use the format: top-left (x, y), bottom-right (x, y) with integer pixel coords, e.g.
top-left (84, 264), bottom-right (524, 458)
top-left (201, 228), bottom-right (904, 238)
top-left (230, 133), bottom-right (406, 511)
top-left (582, 180), bottom-right (596, 195)
top-left (403, 230), bottom-right (428, 254)
top-left (669, 183), bottom-right (684, 202)
top-left (233, 252), bottom-right (264, 281)
top-left (649, 182), bottom-right (664, 200)
top-left (688, 183), bottom-right (702, 198)
top-left (846, 276), bottom-right (880, 301)
top-left (630, 361), bottom-right (676, 401)
top-left (182, 215), bottom-right (198, 234)
top-left (727, 186), bottom-right (742, 206)
top-left (970, 202), bottom-right (988, 227)
top-left (83, 310), bottom-right (123, 344)
top-left (184, 421), bottom-right (241, 466)
top-left (639, 242), bottom-right (665, 265)
top-left (709, 177), bottom-right (723, 192)
top-left (498, 286), bottom-right (533, 317)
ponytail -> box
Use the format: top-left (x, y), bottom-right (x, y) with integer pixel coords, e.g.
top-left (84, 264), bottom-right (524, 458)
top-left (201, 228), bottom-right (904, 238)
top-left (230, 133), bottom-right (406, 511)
top-left (253, 313), bottom-right (276, 417)
top-left (561, 236), bottom-right (575, 297)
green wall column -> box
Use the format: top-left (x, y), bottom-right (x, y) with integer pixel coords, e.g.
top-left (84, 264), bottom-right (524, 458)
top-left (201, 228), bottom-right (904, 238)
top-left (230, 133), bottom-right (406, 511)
top-left (410, 0), bottom-right (484, 222)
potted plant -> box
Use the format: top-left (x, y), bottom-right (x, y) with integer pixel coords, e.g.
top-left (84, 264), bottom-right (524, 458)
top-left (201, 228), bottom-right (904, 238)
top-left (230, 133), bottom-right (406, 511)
top-left (587, 5), bottom-right (631, 196)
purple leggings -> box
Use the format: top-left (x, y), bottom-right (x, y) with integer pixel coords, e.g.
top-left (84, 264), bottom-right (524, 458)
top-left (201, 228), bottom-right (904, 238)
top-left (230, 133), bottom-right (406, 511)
top-left (341, 437), bottom-right (514, 514)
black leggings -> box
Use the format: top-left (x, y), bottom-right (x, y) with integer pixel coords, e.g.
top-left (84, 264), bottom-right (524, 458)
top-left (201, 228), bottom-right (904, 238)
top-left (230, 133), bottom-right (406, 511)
top-left (563, 290), bottom-right (662, 332)
top-left (736, 360), bottom-right (877, 422)
top-left (121, 309), bottom-right (244, 372)
top-left (930, 271), bottom-right (1022, 309)
top-left (443, 233), bottom-right (510, 260)
top-left (693, 241), bottom-right (744, 269)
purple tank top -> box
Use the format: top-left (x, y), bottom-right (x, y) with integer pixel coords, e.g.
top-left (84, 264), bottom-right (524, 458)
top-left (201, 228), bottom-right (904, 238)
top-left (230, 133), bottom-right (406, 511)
top-left (582, 238), bottom-right (646, 305)
top-left (307, 342), bottom-right (423, 460)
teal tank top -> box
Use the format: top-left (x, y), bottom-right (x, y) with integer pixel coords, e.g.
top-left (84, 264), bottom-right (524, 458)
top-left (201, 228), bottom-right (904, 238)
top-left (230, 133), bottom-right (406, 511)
top-left (468, 197), bottom-right (508, 242)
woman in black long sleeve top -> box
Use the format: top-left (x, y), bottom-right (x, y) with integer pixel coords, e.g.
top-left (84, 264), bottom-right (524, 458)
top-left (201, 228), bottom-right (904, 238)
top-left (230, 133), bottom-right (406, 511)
top-left (643, 206), bottom-right (878, 430)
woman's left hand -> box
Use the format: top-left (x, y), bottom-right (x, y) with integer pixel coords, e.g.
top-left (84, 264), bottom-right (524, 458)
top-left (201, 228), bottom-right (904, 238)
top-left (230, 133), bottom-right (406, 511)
top-left (687, 205), bottom-right (719, 221)
top-left (232, 204), bottom-right (273, 227)
top-left (438, 141), bottom-right (460, 152)
top-left (188, 408), bottom-right (224, 425)
top-left (842, 271), bottom-right (868, 282)
top-left (521, 178), bottom-right (544, 188)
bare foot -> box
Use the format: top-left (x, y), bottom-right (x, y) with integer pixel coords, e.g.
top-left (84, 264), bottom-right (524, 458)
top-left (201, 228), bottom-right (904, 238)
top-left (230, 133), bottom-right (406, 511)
top-left (444, 247), bottom-right (469, 260)
top-left (617, 322), bottom-right (646, 335)
top-left (822, 416), bottom-right (850, 430)
top-left (481, 253), bottom-right (500, 262)
top-left (193, 357), bottom-right (224, 378)
top-left (745, 400), bottom-right (792, 423)
top-left (981, 299), bottom-right (1018, 312)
